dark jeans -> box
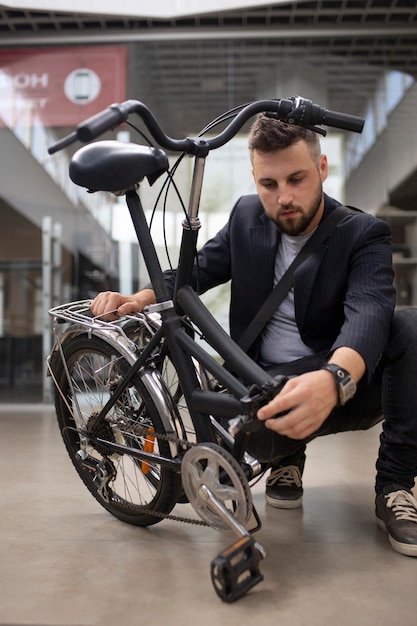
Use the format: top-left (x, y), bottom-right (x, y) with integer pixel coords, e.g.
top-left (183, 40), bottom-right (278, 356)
top-left (247, 308), bottom-right (417, 495)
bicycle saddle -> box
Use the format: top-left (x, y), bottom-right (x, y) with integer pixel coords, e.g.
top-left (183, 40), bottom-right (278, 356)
top-left (69, 140), bottom-right (169, 193)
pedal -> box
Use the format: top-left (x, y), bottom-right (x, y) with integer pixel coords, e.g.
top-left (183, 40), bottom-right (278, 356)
top-left (210, 535), bottom-right (264, 603)
top-left (181, 444), bottom-right (267, 601)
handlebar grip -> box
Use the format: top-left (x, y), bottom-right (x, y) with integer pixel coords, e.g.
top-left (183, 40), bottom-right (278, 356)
top-left (310, 105), bottom-right (364, 133)
top-left (76, 104), bottom-right (128, 142)
top-left (48, 101), bottom-right (137, 154)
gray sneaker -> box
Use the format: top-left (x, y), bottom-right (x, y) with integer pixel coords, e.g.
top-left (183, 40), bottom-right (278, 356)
top-left (265, 464), bottom-right (303, 509)
top-left (376, 485), bottom-right (417, 557)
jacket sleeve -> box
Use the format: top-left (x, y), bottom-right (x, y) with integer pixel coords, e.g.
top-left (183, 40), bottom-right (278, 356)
top-left (323, 216), bottom-right (395, 379)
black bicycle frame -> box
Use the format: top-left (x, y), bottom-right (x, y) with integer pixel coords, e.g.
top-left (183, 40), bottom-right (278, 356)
top-left (122, 176), bottom-right (277, 449)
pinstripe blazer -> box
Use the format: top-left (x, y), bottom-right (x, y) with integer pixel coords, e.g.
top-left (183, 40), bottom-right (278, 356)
top-left (164, 193), bottom-right (396, 377)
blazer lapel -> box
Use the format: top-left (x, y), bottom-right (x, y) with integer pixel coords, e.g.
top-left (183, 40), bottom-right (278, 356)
top-left (249, 214), bottom-right (279, 300)
top-left (294, 244), bottom-right (328, 326)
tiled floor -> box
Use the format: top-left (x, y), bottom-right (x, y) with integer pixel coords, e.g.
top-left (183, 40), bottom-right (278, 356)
top-left (1, 405), bottom-right (416, 626)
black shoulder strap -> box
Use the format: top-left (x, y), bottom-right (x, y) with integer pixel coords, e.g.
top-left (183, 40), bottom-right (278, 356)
top-left (237, 205), bottom-right (353, 353)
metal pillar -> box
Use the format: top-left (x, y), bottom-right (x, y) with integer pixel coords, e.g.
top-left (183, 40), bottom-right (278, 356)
top-left (42, 216), bottom-right (62, 403)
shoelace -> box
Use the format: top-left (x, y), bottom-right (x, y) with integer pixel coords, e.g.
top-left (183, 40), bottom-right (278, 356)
top-left (385, 490), bottom-right (417, 523)
top-left (266, 465), bottom-right (302, 488)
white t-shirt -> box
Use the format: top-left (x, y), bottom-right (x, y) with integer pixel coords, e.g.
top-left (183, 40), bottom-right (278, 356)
top-left (259, 230), bottom-right (316, 366)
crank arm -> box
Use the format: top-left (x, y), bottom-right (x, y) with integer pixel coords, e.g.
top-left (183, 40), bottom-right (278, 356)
top-left (198, 483), bottom-right (261, 545)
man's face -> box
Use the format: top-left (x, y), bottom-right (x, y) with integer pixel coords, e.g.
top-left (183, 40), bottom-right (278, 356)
top-left (251, 141), bottom-right (328, 236)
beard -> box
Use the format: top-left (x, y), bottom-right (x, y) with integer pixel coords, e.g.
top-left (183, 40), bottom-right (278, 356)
top-left (273, 184), bottom-right (324, 236)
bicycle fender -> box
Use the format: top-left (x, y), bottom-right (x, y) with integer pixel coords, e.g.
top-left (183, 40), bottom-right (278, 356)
top-left (48, 328), bottom-right (182, 458)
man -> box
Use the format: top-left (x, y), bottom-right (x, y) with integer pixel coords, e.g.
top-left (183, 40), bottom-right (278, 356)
top-left (91, 114), bottom-right (417, 557)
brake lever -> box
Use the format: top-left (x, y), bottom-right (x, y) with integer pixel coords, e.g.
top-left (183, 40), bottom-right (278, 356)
top-left (306, 125), bottom-right (327, 136)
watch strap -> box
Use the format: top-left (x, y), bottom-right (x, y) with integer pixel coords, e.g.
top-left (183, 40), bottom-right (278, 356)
top-left (321, 363), bottom-right (357, 406)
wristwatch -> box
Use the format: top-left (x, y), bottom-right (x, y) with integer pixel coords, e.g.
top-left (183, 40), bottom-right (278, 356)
top-left (321, 363), bottom-right (357, 406)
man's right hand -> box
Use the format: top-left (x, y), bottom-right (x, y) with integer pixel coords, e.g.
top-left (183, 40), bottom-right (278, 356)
top-left (90, 289), bottom-right (156, 319)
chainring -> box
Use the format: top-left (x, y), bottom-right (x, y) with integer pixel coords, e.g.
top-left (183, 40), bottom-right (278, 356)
top-left (181, 442), bottom-right (252, 532)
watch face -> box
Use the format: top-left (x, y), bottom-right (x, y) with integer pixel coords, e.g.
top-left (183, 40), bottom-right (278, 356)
top-left (340, 378), bottom-right (357, 404)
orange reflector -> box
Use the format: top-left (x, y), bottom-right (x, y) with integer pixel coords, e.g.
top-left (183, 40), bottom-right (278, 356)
top-left (141, 428), bottom-right (155, 474)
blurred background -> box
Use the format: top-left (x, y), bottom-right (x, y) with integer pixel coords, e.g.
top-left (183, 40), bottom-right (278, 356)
top-left (1, 0), bottom-right (417, 403)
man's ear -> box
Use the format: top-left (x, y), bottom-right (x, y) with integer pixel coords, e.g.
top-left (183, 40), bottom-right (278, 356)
top-left (320, 154), bottom-right (328, 183)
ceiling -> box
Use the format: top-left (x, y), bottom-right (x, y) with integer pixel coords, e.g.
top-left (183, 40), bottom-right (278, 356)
top-left (1, 1), bottom-right (417, 138)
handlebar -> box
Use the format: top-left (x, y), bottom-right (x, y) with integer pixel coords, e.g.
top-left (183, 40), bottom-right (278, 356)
top-left (48, 96), bottom-right (364, 156)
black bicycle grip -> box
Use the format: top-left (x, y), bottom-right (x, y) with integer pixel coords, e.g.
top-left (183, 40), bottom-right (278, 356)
top-left (75, 103), bottom-right (129, 142)
top-left (48, 103), bottom-right (131, 154)
top-left (310, 104), bottom-right (364, 133)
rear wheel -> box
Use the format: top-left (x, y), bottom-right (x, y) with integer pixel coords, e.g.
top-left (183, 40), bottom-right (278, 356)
top-left (53, 334), bottom-right (181, 526)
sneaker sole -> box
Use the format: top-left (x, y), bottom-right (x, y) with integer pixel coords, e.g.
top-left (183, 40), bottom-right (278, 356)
top-left (265, 494), bottom-right (303, 509)
top-left (376, 516), bottom-right (417, 557)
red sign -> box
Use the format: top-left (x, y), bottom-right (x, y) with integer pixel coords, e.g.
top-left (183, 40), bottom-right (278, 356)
top-left (0, 46), bottom-right (126, 127)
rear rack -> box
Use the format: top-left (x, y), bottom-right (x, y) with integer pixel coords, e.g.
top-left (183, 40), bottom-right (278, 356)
top-left (49, 299), bottom-right (161, 354)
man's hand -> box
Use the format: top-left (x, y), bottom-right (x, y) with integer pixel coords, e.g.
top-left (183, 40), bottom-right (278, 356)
top-left (257, 347), bottom-right (365, 440)
top-left (90, 289), bottom-right (156, 320)
top-left (256, 369), bottom-right (339, 440)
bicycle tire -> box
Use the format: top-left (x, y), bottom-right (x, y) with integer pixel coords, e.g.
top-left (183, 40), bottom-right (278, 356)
top-left (53, 333), bottom-right (181, 526)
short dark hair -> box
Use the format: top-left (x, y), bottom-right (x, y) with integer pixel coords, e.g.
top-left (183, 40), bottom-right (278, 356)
top-left (248, 113), bottom-right (321, 162)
